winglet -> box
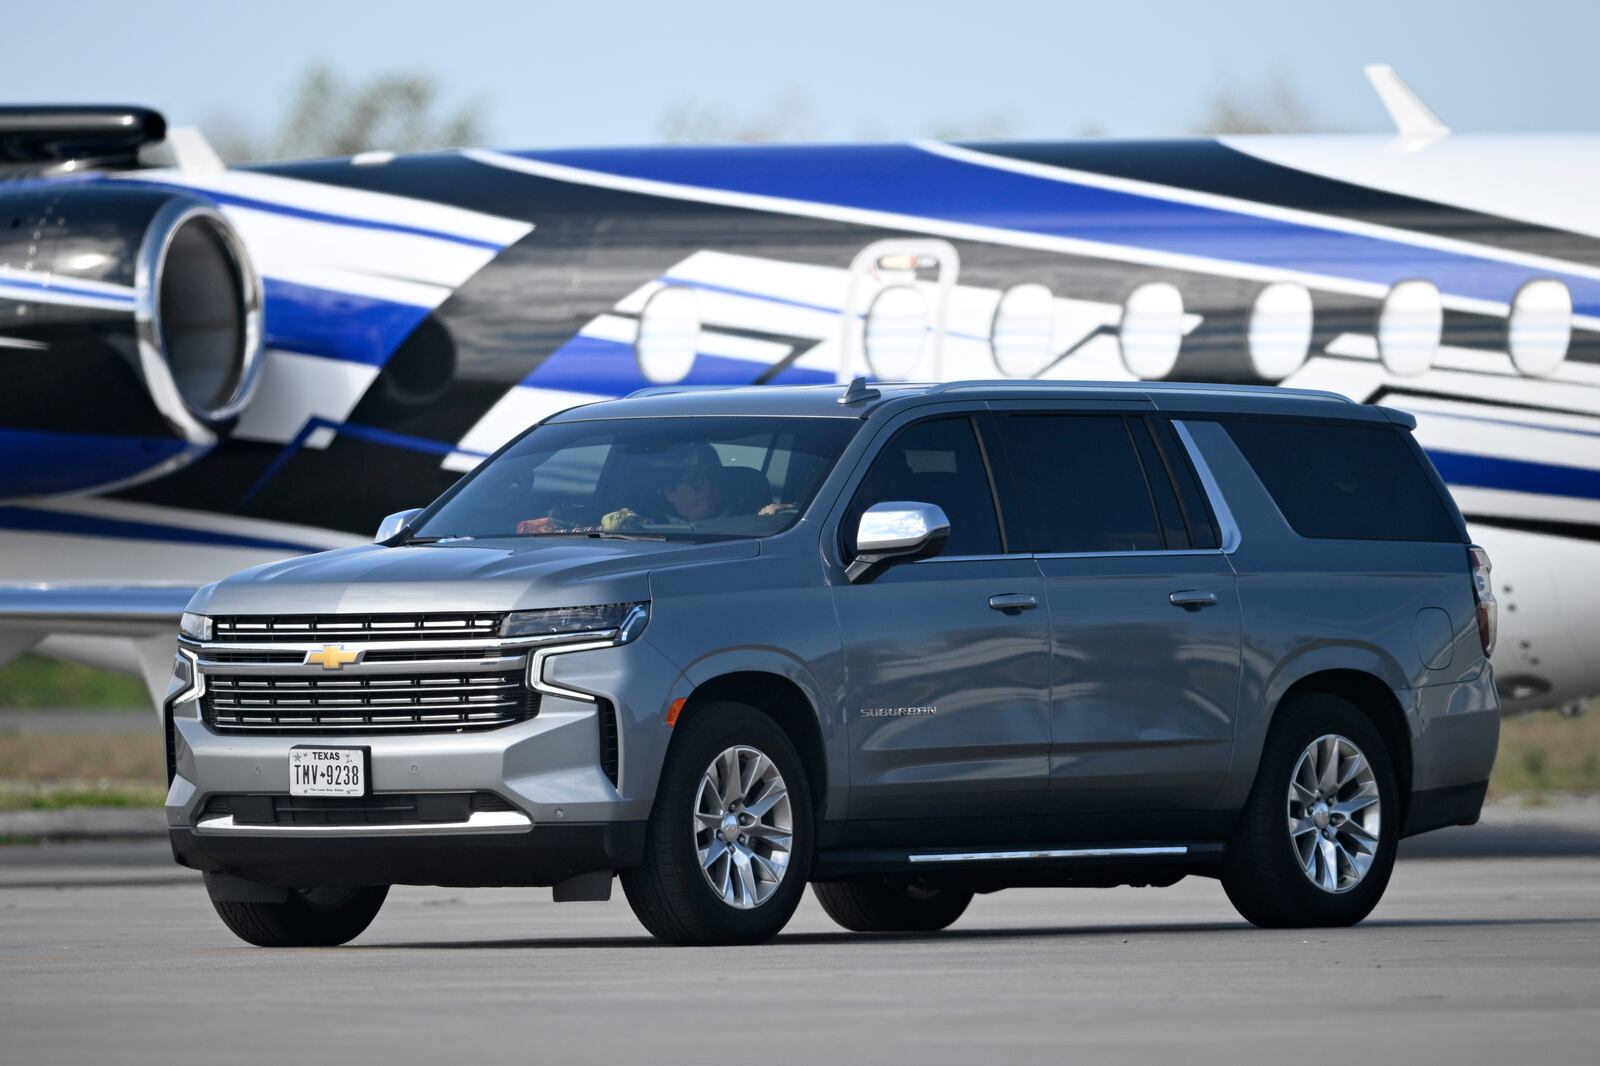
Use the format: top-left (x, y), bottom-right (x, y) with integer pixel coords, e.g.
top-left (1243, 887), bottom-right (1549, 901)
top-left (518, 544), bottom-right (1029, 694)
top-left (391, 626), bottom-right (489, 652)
top-left (166, 126), bottom-right (226, 174)
top-left (1364, 64), bottom-right (1449, 138)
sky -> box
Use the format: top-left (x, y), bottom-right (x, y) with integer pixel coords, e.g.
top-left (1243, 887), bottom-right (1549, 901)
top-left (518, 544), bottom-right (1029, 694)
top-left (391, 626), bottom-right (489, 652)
top-left (2, 0), bottom-right (1593, 149)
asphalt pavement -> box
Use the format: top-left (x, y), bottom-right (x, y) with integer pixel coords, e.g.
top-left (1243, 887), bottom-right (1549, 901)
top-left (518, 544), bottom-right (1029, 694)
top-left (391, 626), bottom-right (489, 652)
top-left (1, 848), bottom-right (1596, 1066)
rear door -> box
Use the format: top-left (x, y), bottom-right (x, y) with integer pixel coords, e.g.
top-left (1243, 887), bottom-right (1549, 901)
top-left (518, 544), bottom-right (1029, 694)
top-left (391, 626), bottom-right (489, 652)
top-left (830, 411), bottom-right (1050, 821)
top-left (993, 407), bottom-right (1242, 813)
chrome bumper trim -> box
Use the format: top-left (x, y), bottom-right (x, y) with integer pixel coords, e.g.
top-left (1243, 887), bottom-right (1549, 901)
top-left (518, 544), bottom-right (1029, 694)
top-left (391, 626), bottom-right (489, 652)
top-left (193, 809), bottom-right (534, 837)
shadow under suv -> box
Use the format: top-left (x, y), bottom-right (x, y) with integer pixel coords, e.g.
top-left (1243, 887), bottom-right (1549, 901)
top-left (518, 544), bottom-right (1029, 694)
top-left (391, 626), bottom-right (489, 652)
top-left (165, 379), bottom-right (1500, 946)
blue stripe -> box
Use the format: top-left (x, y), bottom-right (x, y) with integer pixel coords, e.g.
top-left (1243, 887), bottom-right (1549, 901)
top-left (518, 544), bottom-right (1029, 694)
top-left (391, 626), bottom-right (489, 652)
top-left (262, 278), bottom-right (431, 367)
top-left (0, 275), bottom-right (134, 306)
top-left (0, 430), bottom-right (192, 498)
top-left (240, 417), bottom-right (487, 503)
top-left (524, 144), bottom-right (1600, 318)
top-left (114, 179), bottom-right (508, 251)
top-left (1427, 449), bottom-right (1600, 501)
top-left (520, 334), bottom-right (834, 394)
top-left (0, 506), bottom-right (319, 553)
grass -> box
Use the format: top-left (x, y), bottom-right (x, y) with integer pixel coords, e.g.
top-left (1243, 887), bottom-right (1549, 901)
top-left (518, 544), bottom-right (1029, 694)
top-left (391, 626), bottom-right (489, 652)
top-left (0, 733), bottom-right (164, 783)
top-left (1488, 707), bottom-right (1600, 798)
top-left (0, 654), bottom-right (149, 711)
top-left (0, 785), bottom-right (167, 812)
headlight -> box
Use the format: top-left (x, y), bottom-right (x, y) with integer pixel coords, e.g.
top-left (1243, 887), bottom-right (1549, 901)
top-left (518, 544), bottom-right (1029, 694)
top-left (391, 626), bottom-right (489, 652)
top-left (501, 602), bottom-right (648, 642)
top-left (179, 612), bottom-right (213, 642)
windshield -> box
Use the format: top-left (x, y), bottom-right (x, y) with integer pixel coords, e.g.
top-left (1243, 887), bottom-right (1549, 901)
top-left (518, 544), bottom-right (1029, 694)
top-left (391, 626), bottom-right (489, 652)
top-left (413, 416), bottom-right (859, 541)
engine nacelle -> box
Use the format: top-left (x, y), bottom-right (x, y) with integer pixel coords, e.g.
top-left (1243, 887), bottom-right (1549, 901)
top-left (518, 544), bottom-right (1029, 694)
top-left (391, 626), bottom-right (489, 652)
top-left (0, 182), bottom-right (263, 498)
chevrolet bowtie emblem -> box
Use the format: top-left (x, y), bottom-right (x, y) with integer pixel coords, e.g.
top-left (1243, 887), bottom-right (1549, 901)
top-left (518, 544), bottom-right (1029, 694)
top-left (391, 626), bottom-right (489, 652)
top-left (305, 644), bottom-right (359, 670)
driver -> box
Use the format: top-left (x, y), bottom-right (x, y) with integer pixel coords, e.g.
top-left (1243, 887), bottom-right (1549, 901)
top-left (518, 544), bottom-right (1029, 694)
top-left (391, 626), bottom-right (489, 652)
top-left (659, 445), bottom-right (726, 523)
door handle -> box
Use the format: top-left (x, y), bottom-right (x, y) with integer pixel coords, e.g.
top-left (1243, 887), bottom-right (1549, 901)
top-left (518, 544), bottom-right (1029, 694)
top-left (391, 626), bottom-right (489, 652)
top-left (1169, 590), bottom-right (1218, 609)
top-left (989, 593), bottom-right (1039, 614)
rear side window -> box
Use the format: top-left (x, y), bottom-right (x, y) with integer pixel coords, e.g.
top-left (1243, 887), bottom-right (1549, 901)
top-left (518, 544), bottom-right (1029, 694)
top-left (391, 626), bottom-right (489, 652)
top-left (1000, 414), bottom-right (1166, 553)
top-left (1221, 418), bottom-right (1460, 542)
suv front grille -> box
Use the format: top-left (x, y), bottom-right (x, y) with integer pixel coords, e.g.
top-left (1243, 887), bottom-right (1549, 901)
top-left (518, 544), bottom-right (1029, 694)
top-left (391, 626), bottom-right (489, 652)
top-left (211, 613), bottom-right (504, 643)
top-left (201, 670), bottom-right (540, 733)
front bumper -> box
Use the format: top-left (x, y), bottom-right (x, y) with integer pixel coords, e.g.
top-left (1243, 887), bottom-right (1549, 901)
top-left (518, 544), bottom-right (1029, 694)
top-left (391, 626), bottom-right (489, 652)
top-left (170, 821), bottom-right (647, 888)
top-left (164, 616), bottom-right (687, 887)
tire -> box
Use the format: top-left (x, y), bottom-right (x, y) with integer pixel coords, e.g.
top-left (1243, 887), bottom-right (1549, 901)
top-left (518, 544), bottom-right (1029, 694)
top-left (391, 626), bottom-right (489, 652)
top-left (1222, 692), bottom-right (1399, 929)
top-left (207, 877), bottom-right (389, 947)
top-left (813, 878), bottom-right (973, 933)
top-left (621, 700), bottom-right (814, 945)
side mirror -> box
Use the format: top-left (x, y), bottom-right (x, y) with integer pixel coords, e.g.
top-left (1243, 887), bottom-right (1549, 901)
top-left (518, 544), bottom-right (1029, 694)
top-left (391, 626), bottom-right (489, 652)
top-left (375, 508), bottom-right (424, 544)
top-left (846, 501), bottom-right (950, 583)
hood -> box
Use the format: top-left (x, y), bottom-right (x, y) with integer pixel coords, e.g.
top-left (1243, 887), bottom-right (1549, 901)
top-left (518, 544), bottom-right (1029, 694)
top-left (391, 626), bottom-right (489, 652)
top-left (195, 536), bottom-right (760, 617)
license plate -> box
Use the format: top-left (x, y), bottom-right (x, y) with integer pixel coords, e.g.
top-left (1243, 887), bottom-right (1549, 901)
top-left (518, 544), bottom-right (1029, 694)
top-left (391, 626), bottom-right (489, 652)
top-left (289, 747), bottom-right (367, 797)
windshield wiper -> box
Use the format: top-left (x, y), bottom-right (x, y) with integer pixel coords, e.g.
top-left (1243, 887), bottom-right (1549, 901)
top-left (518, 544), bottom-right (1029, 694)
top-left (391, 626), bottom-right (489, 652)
top-left (401, 534), bottom-right (472, 545)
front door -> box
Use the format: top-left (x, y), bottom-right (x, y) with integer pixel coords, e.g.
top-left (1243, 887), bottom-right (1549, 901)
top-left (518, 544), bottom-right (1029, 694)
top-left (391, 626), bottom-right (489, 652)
top-left (995, 409), bottom-right (1242, 813)
top-left (831, 413), bottom-right (1050, 821)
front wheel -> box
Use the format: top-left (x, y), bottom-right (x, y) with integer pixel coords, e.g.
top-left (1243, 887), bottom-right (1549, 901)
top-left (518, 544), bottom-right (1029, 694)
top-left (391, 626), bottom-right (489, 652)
top-left (1222, 692), bottom-right (1399, 928)
top-left (621, 701), bottom-right (813, 945)
top-left (813, 877), bottom-right (973, 933)
top-left (207, 877), bottom-right (389, 947)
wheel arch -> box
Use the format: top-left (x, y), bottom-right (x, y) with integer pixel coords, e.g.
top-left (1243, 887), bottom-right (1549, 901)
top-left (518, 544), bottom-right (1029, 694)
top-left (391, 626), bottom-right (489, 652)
top-left (678, 670), bottom-right (832, 821)
top-left (1273, 669), bottom-right (1414, 825)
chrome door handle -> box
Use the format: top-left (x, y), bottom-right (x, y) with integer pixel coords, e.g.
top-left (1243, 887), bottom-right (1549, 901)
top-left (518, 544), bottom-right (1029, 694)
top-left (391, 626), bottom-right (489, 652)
top-left (989, 593), bottom-right (1039, 614)
top-left (1169, 590), bottom-right (1218, 609)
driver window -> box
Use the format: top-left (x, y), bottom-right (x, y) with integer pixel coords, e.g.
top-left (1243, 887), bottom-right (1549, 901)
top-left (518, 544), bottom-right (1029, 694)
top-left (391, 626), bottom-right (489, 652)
top-left (845, 416), bottom-right (1002, 558)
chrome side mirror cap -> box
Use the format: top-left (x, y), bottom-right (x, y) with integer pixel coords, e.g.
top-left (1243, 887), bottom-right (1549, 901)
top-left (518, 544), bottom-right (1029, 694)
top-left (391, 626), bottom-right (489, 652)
top-left (375, 508), bottom-right (424, 544)
top-left (846, 501), bottom-right (950, 583)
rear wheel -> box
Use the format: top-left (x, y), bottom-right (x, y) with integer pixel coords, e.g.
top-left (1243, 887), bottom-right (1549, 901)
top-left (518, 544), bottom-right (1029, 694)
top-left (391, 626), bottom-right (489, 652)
top-left (813, 877), bottom-right (973, 933)
top-left (1222, 692), bottom-right (1398, 928)
top-left (207, 877), bottom-right (388, 947)
top-left (621, 701), bottom-right (814, 945)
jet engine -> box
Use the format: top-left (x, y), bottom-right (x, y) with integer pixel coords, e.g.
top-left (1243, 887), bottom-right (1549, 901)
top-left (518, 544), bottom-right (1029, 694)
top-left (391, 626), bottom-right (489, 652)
top-left (0, 177), bottom-right (263, 499)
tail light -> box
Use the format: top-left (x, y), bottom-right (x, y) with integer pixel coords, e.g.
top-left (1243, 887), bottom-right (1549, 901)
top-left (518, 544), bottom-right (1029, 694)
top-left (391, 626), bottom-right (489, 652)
top-left (1468, 545), bottom-right (1497, 656)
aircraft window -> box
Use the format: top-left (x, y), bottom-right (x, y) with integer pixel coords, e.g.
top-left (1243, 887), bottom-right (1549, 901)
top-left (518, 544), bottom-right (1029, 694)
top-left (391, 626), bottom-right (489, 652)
top-left (1377, 279), bottom-right (1442, 377)
top-left (990, 283), bottom-right (1057, 377)
top-left (1247, 282), bottom-right (1313, 380)
top-left (1507, 279), bottom-right (1572, 377)
top-left (1119, 282), bottom-right (1185, 379)
top-left (635, 285), bottom-right (701, 384)
top-left (864, 284), bottom-right (930, 381)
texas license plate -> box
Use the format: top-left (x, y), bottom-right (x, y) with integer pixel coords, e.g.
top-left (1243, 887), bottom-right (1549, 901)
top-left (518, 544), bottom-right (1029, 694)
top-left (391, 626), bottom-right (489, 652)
top-left (289, 747), bottom-right (367, 797)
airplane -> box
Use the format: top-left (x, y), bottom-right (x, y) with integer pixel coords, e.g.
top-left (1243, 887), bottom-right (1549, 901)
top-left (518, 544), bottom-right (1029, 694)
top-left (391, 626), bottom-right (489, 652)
top-left (1, 67), bottom-right (1595, 715)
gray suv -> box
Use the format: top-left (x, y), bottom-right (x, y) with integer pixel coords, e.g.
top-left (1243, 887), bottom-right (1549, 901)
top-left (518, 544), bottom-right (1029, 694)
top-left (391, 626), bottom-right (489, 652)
top-left (165, 379), bottom-right (1501, 946)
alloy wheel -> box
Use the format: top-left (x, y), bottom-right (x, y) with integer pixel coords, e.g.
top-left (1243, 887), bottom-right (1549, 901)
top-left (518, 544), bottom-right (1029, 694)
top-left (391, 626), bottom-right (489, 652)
top-left (1287, 734), bottom-right (1382, 894)
top-left (693, 745), bottom-right (793, 909)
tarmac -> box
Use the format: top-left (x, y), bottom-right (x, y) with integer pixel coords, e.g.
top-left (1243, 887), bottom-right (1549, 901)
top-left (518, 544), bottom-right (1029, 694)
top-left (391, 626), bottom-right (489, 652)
top-left (1, 832), bottom-right (1596, 1065)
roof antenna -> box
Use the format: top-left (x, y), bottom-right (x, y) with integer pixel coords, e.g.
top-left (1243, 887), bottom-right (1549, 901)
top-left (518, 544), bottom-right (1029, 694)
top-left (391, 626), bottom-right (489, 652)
top-left (837, 375), bottom-right (881, 405)
top-left (1363, 64), bottom-right (1450, 139)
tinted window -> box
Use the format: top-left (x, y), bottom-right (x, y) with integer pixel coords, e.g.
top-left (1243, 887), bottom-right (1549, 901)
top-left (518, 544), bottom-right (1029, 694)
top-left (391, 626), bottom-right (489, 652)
top-left (1152, 419), bottom-right (1220, 549)
top-left (416, 416), bottom-right (857, 541)
top-left (1128, 418), bottom-right (1189, 549)
top-left (847, 416), bottom-right (1002, 557)
top-left (1221, 418), bottom-right (1460, 542)
top-left (1001, 415), bottom-right (1164, 553)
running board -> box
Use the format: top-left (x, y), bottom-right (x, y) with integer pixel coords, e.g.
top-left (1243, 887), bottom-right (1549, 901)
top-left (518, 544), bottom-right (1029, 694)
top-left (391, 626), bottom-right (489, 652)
top-left (813, 841), bottom-right (1223, 878)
